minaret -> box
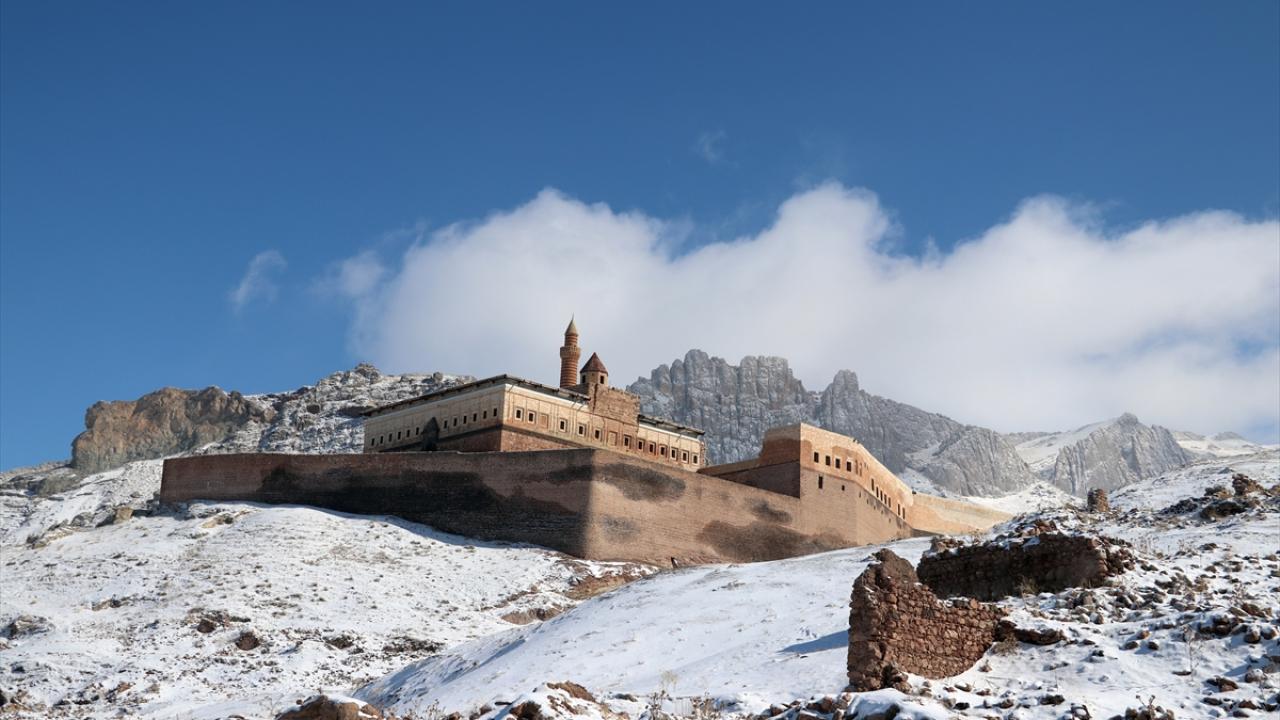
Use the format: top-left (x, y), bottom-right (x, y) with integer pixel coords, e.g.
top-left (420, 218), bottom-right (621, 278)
top-left (559, 316), bottom-right (580, 389)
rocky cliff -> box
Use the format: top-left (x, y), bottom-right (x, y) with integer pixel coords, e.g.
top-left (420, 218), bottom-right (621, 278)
top-left (628, 350), bottom-right (1038, 496)
top-left (1047, 413), bottom-right (1191, 496)
top-left (71, 387), bottom-right (275, 474)
top-left (70, 365), bottom-right (466, 474)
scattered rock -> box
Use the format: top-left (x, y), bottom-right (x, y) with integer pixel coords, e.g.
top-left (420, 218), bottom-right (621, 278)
top-left (276, 694), bottom-right (386, 719)
top-left (2, 615), bottom-right (51, 639)
top-left (234, 630), bottom-right (261, 651)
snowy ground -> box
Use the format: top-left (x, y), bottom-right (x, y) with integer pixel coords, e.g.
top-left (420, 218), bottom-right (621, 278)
top-left (2, 449), bottom-right (1276, 719)
top-left (0, 461), bottom-right (649, 719)
top-left (361, 450), bottom-right (1280, 720)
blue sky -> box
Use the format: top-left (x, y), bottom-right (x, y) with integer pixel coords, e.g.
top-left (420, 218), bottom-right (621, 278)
top-left (2, 2), bottom-right (1278, 470)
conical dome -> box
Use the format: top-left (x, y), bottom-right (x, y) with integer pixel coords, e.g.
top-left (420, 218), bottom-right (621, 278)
top-left (581, 352), bottom-right (608, 374)
top-left (565, 316), bottom-right (578, 336)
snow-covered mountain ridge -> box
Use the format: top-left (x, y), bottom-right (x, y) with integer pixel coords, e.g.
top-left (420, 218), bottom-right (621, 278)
top-left (48, 358), bottom-right (1261, 503)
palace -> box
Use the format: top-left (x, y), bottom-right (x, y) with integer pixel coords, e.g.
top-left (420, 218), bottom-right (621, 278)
top-left (158, 318), bottom-right (1009, 565)
top-left (361, 319), bottom-right (705, 471)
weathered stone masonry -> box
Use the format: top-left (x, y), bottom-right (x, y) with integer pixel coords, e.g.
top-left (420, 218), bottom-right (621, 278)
top-left (916, 533), bottom-right (1134, 602)
top-left (847, 550), bottom-right (1004, 691)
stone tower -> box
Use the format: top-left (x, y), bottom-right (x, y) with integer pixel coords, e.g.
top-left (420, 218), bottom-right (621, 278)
top-left (559, 317), bottom-right (580, 389)
top-left (581, 352), bottom-right (609, 388)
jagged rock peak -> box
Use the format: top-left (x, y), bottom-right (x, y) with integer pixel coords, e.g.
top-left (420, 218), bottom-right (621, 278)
top-left (1049, 414), bottom-right (1190, 497)
top-left (628, 349), bottom-right (1036, 496)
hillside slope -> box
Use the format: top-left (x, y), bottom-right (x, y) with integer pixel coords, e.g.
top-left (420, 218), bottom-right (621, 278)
top-left (0, 460), bottom-right (648, 719)
top-left (361, 449), bottom-right (1280, 720)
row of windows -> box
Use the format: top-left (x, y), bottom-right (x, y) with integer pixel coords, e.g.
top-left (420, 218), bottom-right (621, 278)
top-left (814, 451), bottom-right (868, 476)
top-left (370, 403), bottom-right (700, 465)
top-left (514, 406), bottom-right (699, 465)
top-left (369, 406), bottom-right (501, 446)
top-left (814, 474), bottom-right (907, 521)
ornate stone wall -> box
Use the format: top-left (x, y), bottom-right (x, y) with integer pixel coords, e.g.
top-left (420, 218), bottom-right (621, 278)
top-left (847, 550), bottom-right (1004, 691)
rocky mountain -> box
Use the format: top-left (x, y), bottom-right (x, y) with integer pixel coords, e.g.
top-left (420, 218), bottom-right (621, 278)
top-left (68, 365), bottom-right (467, 475)
top-left (628, 350), bottom-right (1038, 496)
top-left (71, 387), bottom-right (275, 474)
top-left (1043, 413), bottom-right (1192, 495)
top-left (62, 355), bottom-right (1198, 500)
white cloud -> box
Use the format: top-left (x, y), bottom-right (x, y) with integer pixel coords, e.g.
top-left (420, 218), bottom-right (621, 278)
top-left (229, 250), bottom-right (287, 313)
top-left (336, 185), bottom-right (1280, 440)
top-left (694, 130), bottom-right (727, 164)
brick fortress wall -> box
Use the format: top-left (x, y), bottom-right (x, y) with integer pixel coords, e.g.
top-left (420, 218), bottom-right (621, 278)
top-left (847, 550), bottom-right (1004, 691)
top-left (160, 449), bottom-right (871, 565)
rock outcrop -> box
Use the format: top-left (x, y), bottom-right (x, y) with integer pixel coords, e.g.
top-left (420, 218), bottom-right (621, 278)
top-left (1049, 413), bottom-right (1190, 496)
top-left (629, 350), bottom-right (1037, 495)
top-left (69, 365), bottom-right (468, 475)
top-left (71, 387), bottom-right (275, 474)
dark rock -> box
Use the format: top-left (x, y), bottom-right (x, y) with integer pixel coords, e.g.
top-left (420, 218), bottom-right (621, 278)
top-left (234, 631), bottom-right (260, 651)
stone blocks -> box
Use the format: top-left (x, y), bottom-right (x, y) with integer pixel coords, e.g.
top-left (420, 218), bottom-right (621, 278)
top-left (847, 549), bottom-right (1004, 690)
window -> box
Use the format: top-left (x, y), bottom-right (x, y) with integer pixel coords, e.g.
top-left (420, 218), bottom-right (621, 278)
top-left (841, 484), bottom-right (846, 491)
top-left (594, 428), bottom-right (601, 440)
top-left (515, 409), bottom-right (523, 420)
top-left (649, 442), bottom-right (656, 453)
top-left (623, 436), bottom-right (631, 448)
top-left (482, 410), bottom-right (487, 419)
top-left (682, 451), bottom-right (689, 462)
top-left (493, 407), bottom-right (499, 418)
top-left (825, 455), bottom-right (831, 466)
top-left (835, 458), bottom-right (841, 470)
top-left (578, 424), bottom-right (586, 436)
top-left (692, 454), bottom-right (698, 464)
top-left (813, 451), bottom-right (820, 463)
top-left (472, 413), bottom-right (477, 422)
top-left (528, 412), bottom-right (536, 424)
top-left (559, 419), bottom-right (567, 431)
top-left (818, 476), bottom-right (824, 489)
top-left (415, 427), bottom-right (421, 435)
top-left (660, 446), bottom-right (667, 456)
top-left (397, 431), bottom-right (402, 440)
top-left (462, 415), bottom-right (467, 425)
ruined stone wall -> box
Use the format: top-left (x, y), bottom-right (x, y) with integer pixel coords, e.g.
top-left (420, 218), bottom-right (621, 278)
top-left (916, 534), bottom-right (1133, 601)
top-left (160, 449), bottom-right (882, 565)
top-left (848, 550), bottom-right (1003, 690)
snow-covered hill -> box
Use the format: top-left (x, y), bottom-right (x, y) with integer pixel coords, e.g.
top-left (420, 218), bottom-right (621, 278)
top-left (360, 449), bottom-right (1280, 720)
top-left (0, 460), bottom-right (649, 718)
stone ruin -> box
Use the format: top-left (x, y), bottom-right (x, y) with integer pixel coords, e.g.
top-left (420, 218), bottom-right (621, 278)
top-left (1086, 487), bottom-right (1109, 512)
top-left (915, 528), bottom-right (1134, 602)
top-left (847, 549), bottom-right (1005, 691)
top-left (1161, 472), bottom-right (1278, 520)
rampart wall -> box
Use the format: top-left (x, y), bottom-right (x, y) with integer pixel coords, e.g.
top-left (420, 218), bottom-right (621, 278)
top-left (160, 449), bottom-right (871, 565)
